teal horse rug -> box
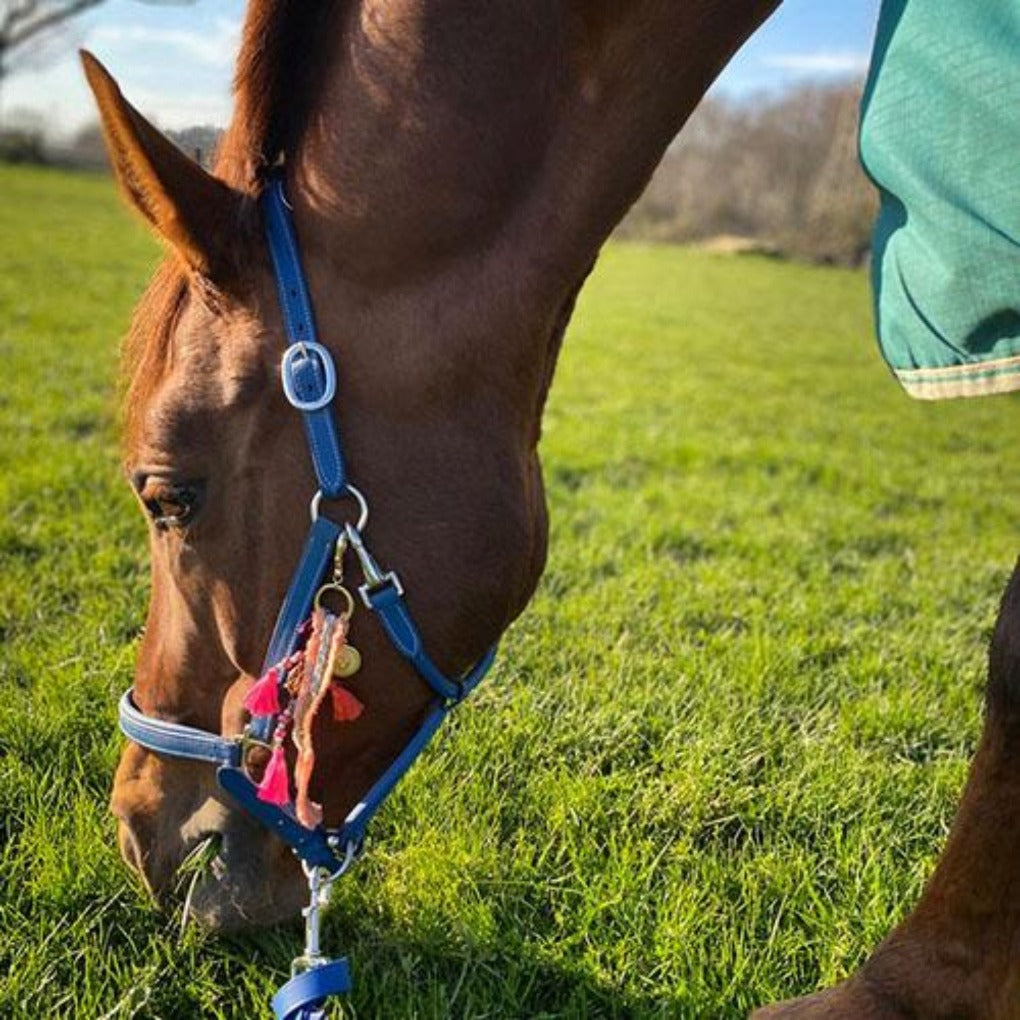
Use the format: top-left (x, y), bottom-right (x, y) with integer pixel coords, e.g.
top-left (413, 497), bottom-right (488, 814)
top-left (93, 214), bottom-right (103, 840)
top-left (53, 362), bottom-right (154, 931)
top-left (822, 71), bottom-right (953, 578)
top-left (861, 0), bottom-right (1020, 399)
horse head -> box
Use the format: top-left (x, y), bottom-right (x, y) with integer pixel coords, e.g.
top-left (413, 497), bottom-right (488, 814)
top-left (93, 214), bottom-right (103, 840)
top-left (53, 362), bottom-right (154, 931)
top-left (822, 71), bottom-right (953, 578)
top-left (82, 39), bottom-right (553, 927)
top-left (83, 0), bottom-right (778, 932)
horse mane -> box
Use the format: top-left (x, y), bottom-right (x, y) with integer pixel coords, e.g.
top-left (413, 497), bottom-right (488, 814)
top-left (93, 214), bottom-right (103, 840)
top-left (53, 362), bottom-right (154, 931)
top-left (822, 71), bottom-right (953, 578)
top-left (214, 0), bottom-right (340, 191)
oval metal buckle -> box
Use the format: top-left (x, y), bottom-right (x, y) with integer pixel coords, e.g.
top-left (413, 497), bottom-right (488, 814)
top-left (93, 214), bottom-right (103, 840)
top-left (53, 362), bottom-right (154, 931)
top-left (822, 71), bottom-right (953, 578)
top-left (281, 342), bottom-right (337, 412)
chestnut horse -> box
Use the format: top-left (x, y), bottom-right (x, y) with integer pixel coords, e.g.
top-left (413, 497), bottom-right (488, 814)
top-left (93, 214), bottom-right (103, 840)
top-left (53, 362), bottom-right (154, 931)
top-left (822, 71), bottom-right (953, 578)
top-left (83, 1), bottom-right (1020, 1016)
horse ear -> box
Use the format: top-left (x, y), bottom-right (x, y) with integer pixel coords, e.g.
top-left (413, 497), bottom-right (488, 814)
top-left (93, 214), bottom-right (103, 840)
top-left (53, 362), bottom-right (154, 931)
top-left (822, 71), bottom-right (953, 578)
top-left (80, 50), bottom-right (243, 283)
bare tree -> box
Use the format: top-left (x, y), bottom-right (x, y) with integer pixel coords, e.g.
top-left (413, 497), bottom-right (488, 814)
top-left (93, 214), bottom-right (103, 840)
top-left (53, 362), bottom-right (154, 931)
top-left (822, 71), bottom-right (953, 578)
top-left (0, 0), bottom-right (195, 81)
top-left (0, 1), bottom-right (103, 78)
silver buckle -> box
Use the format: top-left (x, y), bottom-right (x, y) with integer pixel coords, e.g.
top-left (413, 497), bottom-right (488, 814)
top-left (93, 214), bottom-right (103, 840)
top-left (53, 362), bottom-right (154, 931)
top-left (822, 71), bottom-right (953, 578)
top-left (281, 342), bottom-right (337, 412)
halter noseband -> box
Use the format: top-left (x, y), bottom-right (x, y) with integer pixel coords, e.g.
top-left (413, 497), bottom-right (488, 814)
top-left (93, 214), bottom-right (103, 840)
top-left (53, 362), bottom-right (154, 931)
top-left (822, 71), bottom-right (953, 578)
top-left (117, 173), bottom-right (498, 1019)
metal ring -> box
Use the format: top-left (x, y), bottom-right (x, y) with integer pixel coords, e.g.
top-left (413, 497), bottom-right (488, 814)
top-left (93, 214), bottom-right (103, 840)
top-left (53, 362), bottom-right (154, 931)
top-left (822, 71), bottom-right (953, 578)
top-left (313, 584), bottom-right (355, 618)
top-left (309, 484), bottom-right (369, 531)
top-left (302, 839), bottom-right (358, 883)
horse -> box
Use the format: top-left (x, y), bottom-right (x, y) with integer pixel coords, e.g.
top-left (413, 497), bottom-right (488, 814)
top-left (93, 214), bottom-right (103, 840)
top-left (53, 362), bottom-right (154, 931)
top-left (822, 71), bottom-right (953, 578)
top-left (81, 1), bottom-right (1020, 1016)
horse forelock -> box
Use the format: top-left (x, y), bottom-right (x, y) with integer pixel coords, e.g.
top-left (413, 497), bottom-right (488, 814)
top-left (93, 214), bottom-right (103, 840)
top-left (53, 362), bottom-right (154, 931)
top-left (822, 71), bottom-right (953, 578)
top-left (121, 260), bottom-right (188, 450)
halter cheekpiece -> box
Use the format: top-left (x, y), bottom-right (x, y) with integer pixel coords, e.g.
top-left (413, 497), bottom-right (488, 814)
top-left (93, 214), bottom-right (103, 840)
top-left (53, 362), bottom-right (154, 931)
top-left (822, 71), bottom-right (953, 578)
top-left (117, 172), bottom-right (498, 1019)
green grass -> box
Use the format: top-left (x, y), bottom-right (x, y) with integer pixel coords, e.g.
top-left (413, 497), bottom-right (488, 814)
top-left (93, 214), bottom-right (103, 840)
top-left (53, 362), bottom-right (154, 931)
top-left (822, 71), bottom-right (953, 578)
top-left (3, 163), bottom-right (1020, 1018)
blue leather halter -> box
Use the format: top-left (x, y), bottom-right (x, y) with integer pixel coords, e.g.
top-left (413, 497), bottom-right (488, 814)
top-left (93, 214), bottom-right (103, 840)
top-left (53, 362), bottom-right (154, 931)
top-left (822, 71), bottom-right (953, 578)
top-left (118, 173), bottom-right (497, 1019)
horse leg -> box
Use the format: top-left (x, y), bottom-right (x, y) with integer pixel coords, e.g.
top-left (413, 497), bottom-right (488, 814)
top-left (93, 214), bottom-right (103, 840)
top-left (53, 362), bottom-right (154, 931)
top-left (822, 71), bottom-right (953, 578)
top-left (753, 560), bottom-right (1020, 1019)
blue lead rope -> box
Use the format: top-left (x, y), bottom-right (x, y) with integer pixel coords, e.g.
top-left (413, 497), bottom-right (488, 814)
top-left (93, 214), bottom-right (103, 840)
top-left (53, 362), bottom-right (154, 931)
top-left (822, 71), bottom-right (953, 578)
top-left (117, 171), bottom-right (498, 1020)
top-left (272, 962), bottom-right (351, 1020)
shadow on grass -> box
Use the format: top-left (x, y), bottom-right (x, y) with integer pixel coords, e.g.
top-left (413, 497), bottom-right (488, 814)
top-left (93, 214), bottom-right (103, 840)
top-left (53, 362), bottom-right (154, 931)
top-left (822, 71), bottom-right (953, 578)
top-left (207, 896), bottom-right (756, 1020)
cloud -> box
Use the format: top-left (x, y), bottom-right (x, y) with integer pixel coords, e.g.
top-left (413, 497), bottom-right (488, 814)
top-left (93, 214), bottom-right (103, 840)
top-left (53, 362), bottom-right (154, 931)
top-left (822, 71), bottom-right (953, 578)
top-left (762, 50), bottom-right (870, 76)
top-left (89, 19), bottom-right (240, 70)
top-left (0, 6), bottom-right (243, 137)
top-left (126, 87), bottom-right (234, 130)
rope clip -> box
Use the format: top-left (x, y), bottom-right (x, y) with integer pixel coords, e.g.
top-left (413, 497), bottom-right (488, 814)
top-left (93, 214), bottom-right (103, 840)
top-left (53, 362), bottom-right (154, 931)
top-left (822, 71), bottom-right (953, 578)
top-left (344, 523), bottom-right (404, 608)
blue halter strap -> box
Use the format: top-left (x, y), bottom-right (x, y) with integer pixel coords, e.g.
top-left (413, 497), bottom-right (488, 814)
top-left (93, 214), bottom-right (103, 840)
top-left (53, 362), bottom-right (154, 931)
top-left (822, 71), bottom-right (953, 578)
top-left (117, 172), bottom-right (498, 1020)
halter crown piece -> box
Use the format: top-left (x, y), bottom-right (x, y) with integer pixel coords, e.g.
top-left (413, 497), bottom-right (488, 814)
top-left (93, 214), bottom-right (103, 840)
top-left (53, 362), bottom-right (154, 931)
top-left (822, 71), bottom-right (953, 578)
top-left (117, 172), bottom-right (498, 1020)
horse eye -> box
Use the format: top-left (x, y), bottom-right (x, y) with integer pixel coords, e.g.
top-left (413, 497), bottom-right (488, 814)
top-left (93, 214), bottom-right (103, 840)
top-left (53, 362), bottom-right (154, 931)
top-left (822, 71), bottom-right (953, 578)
top-left (133, 475), bottom-right (205, 530)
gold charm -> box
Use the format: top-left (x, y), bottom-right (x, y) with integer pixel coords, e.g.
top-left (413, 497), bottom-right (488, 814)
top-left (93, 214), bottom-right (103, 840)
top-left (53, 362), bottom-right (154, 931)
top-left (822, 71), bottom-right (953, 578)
top-left (333, 643), bottom-right (362, 678)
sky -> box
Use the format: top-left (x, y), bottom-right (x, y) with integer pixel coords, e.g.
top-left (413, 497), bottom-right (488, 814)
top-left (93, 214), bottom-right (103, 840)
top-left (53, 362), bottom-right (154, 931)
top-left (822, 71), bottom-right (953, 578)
top-left (1, 0), bottom-right (882, 139)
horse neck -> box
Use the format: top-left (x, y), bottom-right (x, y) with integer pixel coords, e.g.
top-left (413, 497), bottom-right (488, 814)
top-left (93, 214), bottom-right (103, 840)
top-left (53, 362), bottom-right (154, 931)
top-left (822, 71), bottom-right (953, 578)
top-left (281, 0), bottom-right (779, 426)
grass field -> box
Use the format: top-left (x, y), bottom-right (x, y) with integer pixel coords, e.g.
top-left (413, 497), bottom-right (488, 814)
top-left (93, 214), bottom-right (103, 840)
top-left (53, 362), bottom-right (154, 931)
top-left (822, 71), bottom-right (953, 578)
top-left (3, 164), bottom-right (1020, 1019)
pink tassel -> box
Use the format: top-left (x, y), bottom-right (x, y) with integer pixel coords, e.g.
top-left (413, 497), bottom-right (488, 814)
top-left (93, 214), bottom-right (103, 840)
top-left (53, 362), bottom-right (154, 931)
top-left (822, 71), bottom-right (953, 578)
top-left (244, 668), bottom-right (282, 716)
top-left (331, 684), bottom-right (364, 722)
top-left (256, 745), bottom-right (290, 805)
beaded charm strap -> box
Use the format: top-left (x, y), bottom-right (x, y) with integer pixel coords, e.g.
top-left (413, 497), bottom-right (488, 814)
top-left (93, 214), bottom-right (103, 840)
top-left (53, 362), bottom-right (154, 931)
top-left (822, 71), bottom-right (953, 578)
top-left (241, 544), bottom-right (365, 816)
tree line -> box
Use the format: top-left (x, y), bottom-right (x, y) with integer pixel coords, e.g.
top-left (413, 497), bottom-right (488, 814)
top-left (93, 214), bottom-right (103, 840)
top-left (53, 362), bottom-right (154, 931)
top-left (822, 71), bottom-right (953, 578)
top-left (617, 81), bottom-right (876, 266)
top-left (3, 68), bottom-right (875, 268)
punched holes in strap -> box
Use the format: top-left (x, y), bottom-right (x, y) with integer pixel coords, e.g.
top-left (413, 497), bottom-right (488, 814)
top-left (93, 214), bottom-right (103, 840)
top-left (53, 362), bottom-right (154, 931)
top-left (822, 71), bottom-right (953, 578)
top-left (263, 175), bottom-right (347, 499)
top-left (280, 342), bottom-right (347, 498)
